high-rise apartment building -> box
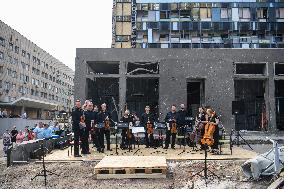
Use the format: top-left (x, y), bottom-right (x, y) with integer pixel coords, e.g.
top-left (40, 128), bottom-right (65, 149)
top-left (112, 0), bottom-right (284, 48)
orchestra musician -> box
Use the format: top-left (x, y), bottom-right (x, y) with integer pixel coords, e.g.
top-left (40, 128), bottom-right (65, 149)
top-left (141, 106), bottom-right (155, 148)
top-left (97, 103), bottom-right (112, 153)
top-left (206, 108), bottom-right (220, 154)
top-left (195, 107), bottom-right (207, 150)
top-left (91, 105), bottom-right (99, 149)
top-left (164, 104), bottom-right (178, 149)
top-left (83, 101), bottom-right (96, 154)
top-left (71, 100), bottom-right (84, 157)
top-left (120, 109), bottom-right (135, 150)
top-left (177, 104), bottom-right (188, 147)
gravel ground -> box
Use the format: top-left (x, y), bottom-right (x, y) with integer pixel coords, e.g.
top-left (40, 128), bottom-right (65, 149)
top-left (0, 160), bottom-right (271, 189)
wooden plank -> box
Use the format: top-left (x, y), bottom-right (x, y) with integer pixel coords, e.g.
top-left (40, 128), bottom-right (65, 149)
top-left (96, 173), bottom-right (167, 179)
top-left (267, 177), bottom-right (284, 189)
top-left (95, 156), bottom-right (167, 169)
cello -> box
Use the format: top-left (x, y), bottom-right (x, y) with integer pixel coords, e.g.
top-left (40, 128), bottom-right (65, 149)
top-left (201, 111), bottom-right (216, 146)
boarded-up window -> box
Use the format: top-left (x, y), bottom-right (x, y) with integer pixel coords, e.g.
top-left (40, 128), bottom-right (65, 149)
top-left (221, 8), bottom-right (231, 19)
top-left (276, 8), bottom-right (284, 18)
top-left (200, 8), bottom-right (211, 19)
top-left (239, 8), bottom-right (250, 19)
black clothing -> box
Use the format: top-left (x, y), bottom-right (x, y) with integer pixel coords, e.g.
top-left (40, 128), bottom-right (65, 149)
top-left (196, 112), bottom-right (206, 149)
top-left (90, 111), bottom-right (99, 148)
top-left (120, 115), bottom-right (135, 149)
top-left (164, 111), bottom-right (178, 148)
top-left (98, 111), bottom-right (112, 150)
top-left (209, 113), bottom-right (220, 150)
top-left (177, 110), bottom-right (187, 126)
top-left (141, 112), bottom-right (155, 147)
top-left (11, 129), bottom-right (18, 143)
top-left (81, 110), bottom-right (97, 154)
top-left (71, 107), bottom-right (84, 156)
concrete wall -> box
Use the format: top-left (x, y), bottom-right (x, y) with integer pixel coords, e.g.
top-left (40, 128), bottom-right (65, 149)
top-left (0, 118), bottom-right (52, 136)
top-left (75, 48), bottom-right (284, 131)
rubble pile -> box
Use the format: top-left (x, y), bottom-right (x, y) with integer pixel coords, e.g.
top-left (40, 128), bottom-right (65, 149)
top-left (0, 160), bottom-right (271, 189)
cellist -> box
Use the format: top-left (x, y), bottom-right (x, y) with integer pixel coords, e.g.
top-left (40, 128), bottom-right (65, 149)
top-left (201, 108), bottom-right (220, 154)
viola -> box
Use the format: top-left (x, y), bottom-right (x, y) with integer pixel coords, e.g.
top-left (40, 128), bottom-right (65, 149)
top-left (147, 121), bottom-right (153, 135)
top-left (171, 121), bottom-right (177, 134)
top-left (104, 120), bottom-right (110, 129)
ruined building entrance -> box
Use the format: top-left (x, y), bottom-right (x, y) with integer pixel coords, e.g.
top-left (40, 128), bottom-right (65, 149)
top-left (187, 80), bottom-right (205, 116)
top-left (126, 78), bottom-right (159, 118)
top-left (234, 80), bottom-right (266, 131)
top-left (87, 78), bottom-right (119, 121)
top-left (275, 80), bottom-right (284, 131)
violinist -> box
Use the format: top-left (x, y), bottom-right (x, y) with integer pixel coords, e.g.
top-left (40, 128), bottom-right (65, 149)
top-left (120, 109), bottom-right (135, 150)
top-left (98, 103), bottom-right (112, 152)
top-left (141, 106), bottom-right (155, 148)
top-left (83, 102), bottom-right (96, 154)
top-left (195, 107), bottom-right (207, 150)
top-left (164, 104), bottom-right (178, 149)
top-left (71, 100), bottom-right (84, 157)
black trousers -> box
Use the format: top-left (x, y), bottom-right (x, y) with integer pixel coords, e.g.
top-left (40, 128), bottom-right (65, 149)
top-left (211, 126), bottom-right (220, 150)
top-left (104, 129), bottom-right (111, 150)
top-left (81, 129), bottom-right (89, 154)
top-left (165, 130), bottom-right (176, 148)
top-left (145, 132), bottom-right (154, 147)
top-left (178, 126), bottom-right (186, 146)
top-left (91, 130), bottom-right (98, 148)
top-left (73, 129), bottom-right (81, 156)
top-left (121, 129), bottom-right (127, 148)
top-left (96, 128), bottom-right (104, 150)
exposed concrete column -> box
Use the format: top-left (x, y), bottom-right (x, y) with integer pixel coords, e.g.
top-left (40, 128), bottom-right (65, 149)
top-left (21, 106), bottom-right (25, 116)
top-left (74, 57), bottom-right (87, 102)
top-left (266, 63), bottom-right (277, 131)
top-left (118, 61), bottom-right (126, 119)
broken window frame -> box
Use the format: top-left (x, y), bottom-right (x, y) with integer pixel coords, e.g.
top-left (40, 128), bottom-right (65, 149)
top-left (234, 62), bottom-right (268, 75)
top-left (126, 61), bottom-right (159, 75)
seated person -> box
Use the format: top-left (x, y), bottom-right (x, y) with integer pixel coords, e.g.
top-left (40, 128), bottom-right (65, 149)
top-left (42, 124), bottom-right (53, 139)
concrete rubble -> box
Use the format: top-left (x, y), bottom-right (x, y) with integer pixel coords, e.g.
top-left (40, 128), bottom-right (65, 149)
top-left (0, 160), bottom-right (272, 189)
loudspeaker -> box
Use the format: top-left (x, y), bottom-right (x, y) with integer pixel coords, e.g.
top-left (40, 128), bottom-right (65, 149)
top-left (232, 101), bottom-right (245, 115)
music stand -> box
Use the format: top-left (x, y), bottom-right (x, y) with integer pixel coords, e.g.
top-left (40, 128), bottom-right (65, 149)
top-left (178, 125), bottom-right (188, 156)
top-left (189, 144), bottom-right (219, 186)
top-left (31, 141), bottom-right (59, 186)
top-left (232, 101), bottom-right (253, 150)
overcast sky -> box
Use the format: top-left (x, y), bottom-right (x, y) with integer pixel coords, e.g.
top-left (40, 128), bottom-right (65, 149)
top-left (0, 0), bottom-right (113, 71)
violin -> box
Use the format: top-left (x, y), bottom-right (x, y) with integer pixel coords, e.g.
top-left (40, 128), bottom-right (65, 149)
top-left (146, 118), bottom-right (154, 135)
top-left (104, 116), bottom-right (110, 129)
top-left (79, 115), bottom-right (86, 129)
top-left (171, 119), bottom-right (177, 134)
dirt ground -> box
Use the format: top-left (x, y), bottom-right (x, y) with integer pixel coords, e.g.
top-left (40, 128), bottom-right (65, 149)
top-left (0, 160), bottom-right (271, 189)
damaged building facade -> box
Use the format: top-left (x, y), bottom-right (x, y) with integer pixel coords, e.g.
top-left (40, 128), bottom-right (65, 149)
top-left (75, 48), bottom-right (284, 131)
top-left (112, 0), bottom-right (284, 48)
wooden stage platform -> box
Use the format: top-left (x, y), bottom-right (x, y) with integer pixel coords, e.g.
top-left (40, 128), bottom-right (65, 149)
top-left (44, 144), bottom-right (258, 162)
top-left (94, 156), bottom-right (167, 179)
